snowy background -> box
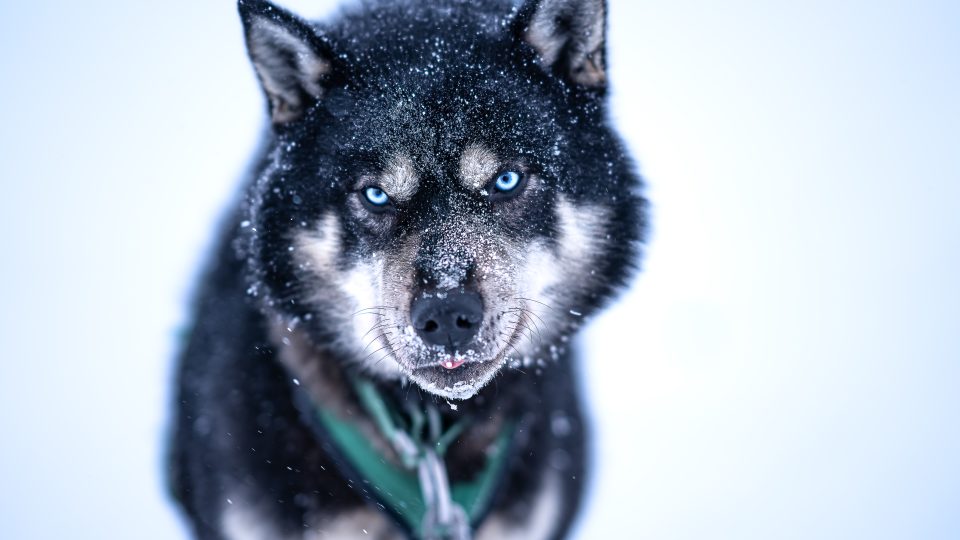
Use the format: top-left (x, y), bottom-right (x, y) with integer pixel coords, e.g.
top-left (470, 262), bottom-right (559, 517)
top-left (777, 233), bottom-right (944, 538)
top-left (1, 0), bottom-right (958, 538)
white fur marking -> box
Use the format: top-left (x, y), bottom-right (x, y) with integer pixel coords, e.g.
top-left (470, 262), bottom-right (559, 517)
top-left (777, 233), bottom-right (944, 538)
top-left (522, 242), bottom-right (562, 305)
top-left (554, 195), bottom-right (608, 263)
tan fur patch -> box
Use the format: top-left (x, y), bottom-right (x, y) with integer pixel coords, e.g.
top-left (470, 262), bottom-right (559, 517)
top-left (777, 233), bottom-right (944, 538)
top-left (222, 499), bottom-right (299, 540)
top-left (308, 507), bottom-right (402, 539)
top-left (459, 144), bottom-right (500, 190)
top-left (379, 154), bottom-right (419, 202)
top-left (476, 471), bottom-right (563, 540)
top-left (294, 213), bottom-right (341, 273)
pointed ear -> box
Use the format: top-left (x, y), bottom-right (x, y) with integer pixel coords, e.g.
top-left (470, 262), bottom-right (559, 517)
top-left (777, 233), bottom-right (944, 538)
top-left (238, 0), bottom-right (335, 124)
top-left (515, 0), bottom-right (607, 88)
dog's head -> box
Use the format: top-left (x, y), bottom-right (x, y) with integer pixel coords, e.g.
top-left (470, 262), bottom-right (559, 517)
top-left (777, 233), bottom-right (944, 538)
top-left (238, 0), bottom-right (644, 400)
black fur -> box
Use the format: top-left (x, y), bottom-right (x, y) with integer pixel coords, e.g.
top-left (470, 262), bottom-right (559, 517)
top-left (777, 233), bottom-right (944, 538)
top-left (169, 0), bottom-right (645, 538)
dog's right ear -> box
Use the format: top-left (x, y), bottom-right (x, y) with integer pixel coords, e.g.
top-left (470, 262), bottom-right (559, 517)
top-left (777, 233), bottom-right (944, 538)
top-left (513, 0), bottom-right (607, 88)
top-left (239, 0), bottom-right (336, 125)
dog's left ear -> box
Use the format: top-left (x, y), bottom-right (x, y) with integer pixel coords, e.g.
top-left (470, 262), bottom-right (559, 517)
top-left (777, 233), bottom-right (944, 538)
top-left (238, 0), bottom-right (337, 124)
top-left (514, 0), bottom-right (607, 88)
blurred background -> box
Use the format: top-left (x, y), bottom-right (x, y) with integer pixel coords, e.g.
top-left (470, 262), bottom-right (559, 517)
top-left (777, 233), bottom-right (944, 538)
top-left (1, 0), bottom-right (958, 538)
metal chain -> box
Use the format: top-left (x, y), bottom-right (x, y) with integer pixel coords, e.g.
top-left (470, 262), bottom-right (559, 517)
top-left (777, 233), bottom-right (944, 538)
top-left (419, 449), bottom-right (470, 540)
top-left (354, 379), bottom-right (473, 540)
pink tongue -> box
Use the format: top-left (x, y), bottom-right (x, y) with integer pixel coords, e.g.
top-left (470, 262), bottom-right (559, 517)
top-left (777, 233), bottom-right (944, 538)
top-left (441, 357), bottom-right (465, 370)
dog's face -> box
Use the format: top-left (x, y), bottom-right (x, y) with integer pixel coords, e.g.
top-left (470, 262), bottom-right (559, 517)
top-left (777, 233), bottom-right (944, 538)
top-left (239, 0), bottom-right (643, 399)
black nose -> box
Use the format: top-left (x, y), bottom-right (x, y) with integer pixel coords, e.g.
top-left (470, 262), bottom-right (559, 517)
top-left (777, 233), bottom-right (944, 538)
top-left (410, 290), bottom-right (483, 349)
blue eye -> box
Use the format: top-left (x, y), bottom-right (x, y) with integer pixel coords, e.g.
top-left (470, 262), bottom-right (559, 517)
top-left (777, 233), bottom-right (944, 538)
top-left (494, 171), bottom-right (522, 192)
top-left (363, 186), bottom-right (390, 207)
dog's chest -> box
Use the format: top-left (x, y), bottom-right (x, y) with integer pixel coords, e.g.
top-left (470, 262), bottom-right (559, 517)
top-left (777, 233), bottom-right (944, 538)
top-left (220, 470), bottom-right (562, 540)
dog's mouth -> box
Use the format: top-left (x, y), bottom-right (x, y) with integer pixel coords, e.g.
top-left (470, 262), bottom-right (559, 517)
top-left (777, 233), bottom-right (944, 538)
top-left (408, 355), bottom-right (508, 400)
top-left (440, 356), bottom-right (466, 370)
top-left (377, 327), bottom-right (520, 400)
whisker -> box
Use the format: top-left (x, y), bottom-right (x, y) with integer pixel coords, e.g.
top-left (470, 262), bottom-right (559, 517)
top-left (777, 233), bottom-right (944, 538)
top-left (351, 306), bottom-right (396, 318)
top-left (362, 343), bottom-right (393, 363)
top-left (361, 330), bottom-right (393, 355)
top-left (507, 307), bottom-right (543, 343)
top-left (372, 337), bottom-right (404, 367)
top-left (360, 321), bottom-right (391, 341)
top-left (519, 306), bottom-right (548, 329)
top-left (514, 297), bottom-right (557, 312)
top-left (515, 316), bottom-right (537, 347)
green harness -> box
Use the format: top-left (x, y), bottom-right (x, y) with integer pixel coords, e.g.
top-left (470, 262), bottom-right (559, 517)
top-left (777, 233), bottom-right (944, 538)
top-left (309, 378), bottom-right (515, 539)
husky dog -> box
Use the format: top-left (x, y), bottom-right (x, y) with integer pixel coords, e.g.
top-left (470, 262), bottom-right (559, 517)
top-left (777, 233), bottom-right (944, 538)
top-left (169, 0), bottom-right (645, 538)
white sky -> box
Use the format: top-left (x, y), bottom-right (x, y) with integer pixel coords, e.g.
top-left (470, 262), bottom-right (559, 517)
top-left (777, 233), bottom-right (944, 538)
top-left (0, 1), bottom-right (957, 538)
